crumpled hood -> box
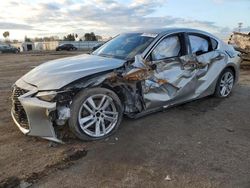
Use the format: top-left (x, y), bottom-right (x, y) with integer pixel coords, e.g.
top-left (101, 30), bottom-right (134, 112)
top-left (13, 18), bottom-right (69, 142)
top-left (20, 54), bottom-right (125, 90)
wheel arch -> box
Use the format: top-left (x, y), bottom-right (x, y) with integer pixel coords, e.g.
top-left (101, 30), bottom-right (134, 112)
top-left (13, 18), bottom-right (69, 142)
top-left (225, 62), bottom-right (239, 83)
top-left (100, 82), bottom-right (142, 114)
top-left (61, 70), bottom-right (145, 114)
top-left (226, 65), bottom-right (236, 77)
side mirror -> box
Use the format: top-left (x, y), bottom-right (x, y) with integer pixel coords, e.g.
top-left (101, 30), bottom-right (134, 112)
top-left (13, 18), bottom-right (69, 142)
top-left (133, 54), bottom-right (146, 68)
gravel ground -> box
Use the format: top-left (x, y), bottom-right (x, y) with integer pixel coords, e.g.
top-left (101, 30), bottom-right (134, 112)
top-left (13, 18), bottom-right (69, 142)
top-left (0, 52), bottom-right (249, 188)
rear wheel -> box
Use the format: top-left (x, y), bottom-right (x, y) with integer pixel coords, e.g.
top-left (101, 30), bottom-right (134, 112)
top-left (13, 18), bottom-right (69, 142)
top-left (214, 68), bottom-right (234, 97)
top-left (69, 88), bottom-right (123, 141)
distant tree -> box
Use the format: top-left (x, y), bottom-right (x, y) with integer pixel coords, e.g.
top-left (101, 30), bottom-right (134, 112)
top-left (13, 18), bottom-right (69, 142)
top-left (63, 33), bottom-right (75, 41)
top-left (24, 35), bottom-right (31, 42)
top-left (75, 34), bottom-right (78, 39)
top-left (95, 35), bottom-right (103, 41)
top-left (84, 32), bottom-right (97, 41)
top-left (3, 31), bottom-right (10, 39)
top-left (33, 36), bottom-right (59, 42)
top-left (84, 33), bottom-right (91, 41)
top-left (3, 31), bottom-right (10, 43)
top-left (34, 37), bottom-right (43, 42)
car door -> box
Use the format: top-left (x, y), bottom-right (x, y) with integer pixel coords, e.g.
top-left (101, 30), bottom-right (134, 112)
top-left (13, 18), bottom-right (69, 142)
top-left (142, 33), bottom-right (199, 109)
top-left (186, 33), bottom-right (227, 97)
top-left (61, 44), bottom-right (66, 50)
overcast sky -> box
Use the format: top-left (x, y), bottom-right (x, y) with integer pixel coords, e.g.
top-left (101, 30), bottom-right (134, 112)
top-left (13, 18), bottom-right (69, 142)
top-left (0, 0), bottom-right (249, 41)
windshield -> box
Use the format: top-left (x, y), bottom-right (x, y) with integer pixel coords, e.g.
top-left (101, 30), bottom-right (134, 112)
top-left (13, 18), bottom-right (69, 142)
top-left (92, 33), bottom-right (156, 60)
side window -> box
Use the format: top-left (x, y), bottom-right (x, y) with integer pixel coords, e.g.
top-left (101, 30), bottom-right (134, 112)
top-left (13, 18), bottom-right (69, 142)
top-left (211, 38), bottom-right (218, 50)
top-left (188, 35), bottom-right (209, 54)
top-left (151, 36), bottom-right (181, 61)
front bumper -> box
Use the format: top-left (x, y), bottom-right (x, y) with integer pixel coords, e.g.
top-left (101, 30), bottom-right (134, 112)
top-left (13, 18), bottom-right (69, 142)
top-left (11, 80), bottom-right (62, 143)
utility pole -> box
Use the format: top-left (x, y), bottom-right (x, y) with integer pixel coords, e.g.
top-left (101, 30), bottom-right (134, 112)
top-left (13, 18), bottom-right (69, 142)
top-left (238, 22), bottom-right (243, 32)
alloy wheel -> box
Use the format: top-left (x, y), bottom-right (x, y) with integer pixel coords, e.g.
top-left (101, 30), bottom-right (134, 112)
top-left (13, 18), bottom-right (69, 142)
top-left (219, 71), bottom-right (234, 97)
top-left (78, 94), bottom-right (118, 137)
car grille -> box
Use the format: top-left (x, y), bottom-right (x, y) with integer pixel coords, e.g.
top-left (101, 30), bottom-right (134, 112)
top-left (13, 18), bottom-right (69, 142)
top-left (12, 86), bottom-right (29, 130)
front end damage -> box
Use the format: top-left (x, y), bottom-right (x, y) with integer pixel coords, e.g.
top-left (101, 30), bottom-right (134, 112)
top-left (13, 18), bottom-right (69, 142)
top-left (11, 84), bottom-right (60, 142)
top-left (11, 59), bottom-right (147, 143)
top-left (11, 79), bottom-right (75, 143)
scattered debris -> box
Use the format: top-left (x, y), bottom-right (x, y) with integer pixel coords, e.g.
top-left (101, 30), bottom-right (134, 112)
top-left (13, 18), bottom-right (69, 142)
top-left (225, 127), bottom-right (235, 132)
top-left (164, 175), bottom-right (172, 181)
top-left (115, 137), bottom-right (119, 141)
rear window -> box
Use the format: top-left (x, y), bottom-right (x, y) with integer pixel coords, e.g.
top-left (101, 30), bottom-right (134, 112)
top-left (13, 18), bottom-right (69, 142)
top-left (211, 38), bottom-right (218, 50)
top-left (188, 35), bottom-right (209, 54)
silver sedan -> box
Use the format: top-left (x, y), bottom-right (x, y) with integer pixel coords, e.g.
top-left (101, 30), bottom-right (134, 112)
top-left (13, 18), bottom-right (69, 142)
top-left (11, 28), bottom-right (241, 142)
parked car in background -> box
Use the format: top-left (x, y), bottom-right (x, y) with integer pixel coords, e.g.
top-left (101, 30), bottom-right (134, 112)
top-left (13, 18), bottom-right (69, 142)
top-left (56, 44), bottom-right (77, 51)
top-left (11, 28), bottom-right (241, 143)
top-left (92, 42), bottom-right (105, 51)
top-left (0, 44), bottom-right (19, 53)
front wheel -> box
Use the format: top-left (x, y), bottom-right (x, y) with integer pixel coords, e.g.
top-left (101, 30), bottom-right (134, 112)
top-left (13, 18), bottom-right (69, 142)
top-left (214, 68), bottom-right (235, 98)
top-left (69, 88), bottom-right (123, 141)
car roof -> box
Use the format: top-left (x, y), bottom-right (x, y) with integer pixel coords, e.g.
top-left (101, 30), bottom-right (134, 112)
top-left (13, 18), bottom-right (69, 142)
top-left (125, 27), bottom-right (219, 40)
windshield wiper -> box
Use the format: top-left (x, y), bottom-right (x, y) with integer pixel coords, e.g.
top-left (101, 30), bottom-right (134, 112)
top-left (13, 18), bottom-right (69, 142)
top-left (98, 53), bottom-right (126, 60)
top-left (98, 53), bottom-right (115, 58)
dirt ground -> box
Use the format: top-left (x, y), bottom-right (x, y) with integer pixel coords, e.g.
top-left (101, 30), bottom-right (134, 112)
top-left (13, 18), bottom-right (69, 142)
top-left (0, 52), bottom-right (250, 188)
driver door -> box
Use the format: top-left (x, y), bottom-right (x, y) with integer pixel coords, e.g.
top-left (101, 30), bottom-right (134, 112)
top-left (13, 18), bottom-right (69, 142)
top-left (143, 33), bottom-right (198, 109)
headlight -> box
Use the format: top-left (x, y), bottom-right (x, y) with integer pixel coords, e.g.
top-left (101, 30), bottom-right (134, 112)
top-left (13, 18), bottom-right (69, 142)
top-left (36, 91), bottom-right (57, 102)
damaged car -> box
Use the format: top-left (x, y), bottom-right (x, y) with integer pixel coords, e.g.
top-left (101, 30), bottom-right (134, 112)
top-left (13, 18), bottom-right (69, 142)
top-left (11, 28), bottom-right (241, 142)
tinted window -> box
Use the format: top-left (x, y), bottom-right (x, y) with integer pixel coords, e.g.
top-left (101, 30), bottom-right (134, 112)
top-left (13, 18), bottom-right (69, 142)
top-left (151, 36), bottom-right (181, 60)
top-left (189, 35), bottom-right (209, 54)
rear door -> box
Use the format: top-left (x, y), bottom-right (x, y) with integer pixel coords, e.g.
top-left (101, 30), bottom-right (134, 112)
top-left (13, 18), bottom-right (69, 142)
top-left (186, 33), bottom-right (227, 96)
top-left (142, 33), bottom-right (199, 109)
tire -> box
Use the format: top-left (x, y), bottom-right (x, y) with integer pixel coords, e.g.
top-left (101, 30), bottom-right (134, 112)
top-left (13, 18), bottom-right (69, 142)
top-left (69, 88), bottom-right (123, 141)
top-left (214, 68), bottom-right (235, 98)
